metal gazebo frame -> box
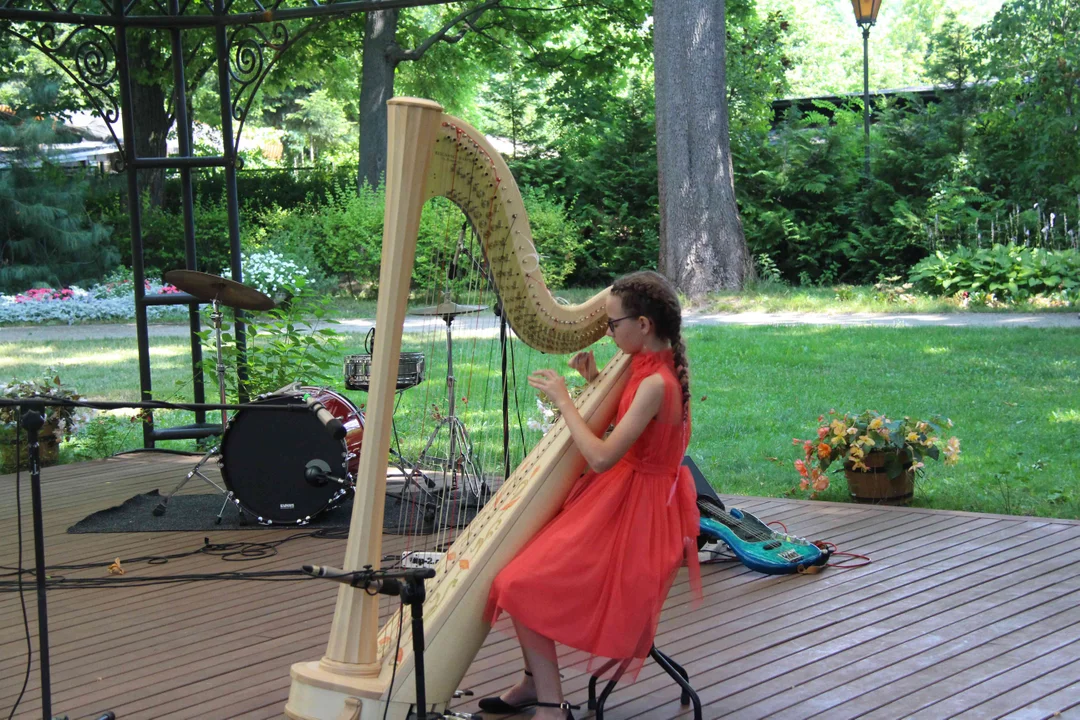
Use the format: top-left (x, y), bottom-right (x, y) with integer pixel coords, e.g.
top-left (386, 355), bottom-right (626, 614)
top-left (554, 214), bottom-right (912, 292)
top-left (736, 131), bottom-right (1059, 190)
top-left (0, 0), bottom-right (449, 447)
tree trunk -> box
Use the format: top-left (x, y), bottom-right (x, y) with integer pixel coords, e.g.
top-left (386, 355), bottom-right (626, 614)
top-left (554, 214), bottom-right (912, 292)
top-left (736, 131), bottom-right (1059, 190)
top-left (653, 0), bottom-right (752, 300)
top-left (130, 31), bottom-right (170, 210)
top-left (357, 9), bottom-right (400, 191)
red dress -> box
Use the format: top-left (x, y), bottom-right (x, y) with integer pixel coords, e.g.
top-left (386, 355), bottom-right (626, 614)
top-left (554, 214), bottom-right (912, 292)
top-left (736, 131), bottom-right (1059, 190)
top-left (485, 347), bottom-right (701, 676)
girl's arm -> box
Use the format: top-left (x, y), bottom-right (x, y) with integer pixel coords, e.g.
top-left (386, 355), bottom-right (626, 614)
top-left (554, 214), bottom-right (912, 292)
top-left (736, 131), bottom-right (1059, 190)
top-left (528, 369), bottom-right (664, 473)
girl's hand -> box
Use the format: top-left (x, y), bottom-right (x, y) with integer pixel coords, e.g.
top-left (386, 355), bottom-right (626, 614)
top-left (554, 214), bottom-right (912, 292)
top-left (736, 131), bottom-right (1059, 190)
top-left (568, 351), bottom-right (598, 382)
top-left (528, 369), bottom-right (572, 410)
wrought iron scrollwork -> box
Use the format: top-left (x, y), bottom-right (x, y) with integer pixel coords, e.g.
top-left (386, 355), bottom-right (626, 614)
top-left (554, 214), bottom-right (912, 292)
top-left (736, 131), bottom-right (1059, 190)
top-left (3, 21), bottom-right (123, 153)
top-left (228, 17), bottom-right (327, 152)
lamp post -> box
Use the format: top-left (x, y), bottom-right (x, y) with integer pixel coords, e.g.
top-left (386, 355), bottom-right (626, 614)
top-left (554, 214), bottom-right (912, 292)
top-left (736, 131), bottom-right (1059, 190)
top-left (851, 0), bottom-right (882, 180)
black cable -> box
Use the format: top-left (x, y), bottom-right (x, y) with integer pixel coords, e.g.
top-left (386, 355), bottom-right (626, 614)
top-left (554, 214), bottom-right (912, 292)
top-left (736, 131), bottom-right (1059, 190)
top-left (0, 529), bottom-right (352, 590)
top-left (7, 422), bottom-right (31, 720)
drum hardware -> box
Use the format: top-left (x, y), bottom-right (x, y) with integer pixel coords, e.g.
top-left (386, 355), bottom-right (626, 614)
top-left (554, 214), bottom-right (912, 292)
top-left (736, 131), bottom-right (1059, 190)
top-left (411, 297), bottom-right (488, 499)
top-left (344, 329), bottom-right (441, 509)
top-left (153, 271), bottom-right (276, 521)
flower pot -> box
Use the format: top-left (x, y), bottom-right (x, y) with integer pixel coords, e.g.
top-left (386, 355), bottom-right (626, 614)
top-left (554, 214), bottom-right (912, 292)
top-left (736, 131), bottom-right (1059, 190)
top-left (843, 451), bottom-right (913, 505)
top-left (1, 423), bottom-right (60, 474)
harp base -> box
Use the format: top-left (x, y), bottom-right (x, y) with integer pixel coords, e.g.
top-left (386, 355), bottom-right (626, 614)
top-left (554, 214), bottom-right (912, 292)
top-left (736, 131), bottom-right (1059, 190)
top-left (287, 660), bottom-right (439, 720)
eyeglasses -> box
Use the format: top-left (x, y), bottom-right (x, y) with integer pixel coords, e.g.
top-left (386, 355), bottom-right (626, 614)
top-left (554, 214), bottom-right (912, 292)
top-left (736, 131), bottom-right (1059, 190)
top-left (606, 315), bottom-right (636, 332)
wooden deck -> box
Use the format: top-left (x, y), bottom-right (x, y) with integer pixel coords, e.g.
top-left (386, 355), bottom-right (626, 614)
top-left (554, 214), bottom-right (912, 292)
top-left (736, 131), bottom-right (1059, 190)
top-left (2, 454), bottom-right (1079, 720)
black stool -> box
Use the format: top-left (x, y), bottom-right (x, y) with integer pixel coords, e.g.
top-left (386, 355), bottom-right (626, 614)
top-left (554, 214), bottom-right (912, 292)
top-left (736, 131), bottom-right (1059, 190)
top-left (587, 645), bottom-right (702, 720)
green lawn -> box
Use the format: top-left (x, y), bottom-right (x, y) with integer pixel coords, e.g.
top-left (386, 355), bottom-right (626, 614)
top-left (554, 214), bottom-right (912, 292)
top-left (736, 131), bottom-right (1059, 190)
top-left (2, 324), bottom-right (1078, 520)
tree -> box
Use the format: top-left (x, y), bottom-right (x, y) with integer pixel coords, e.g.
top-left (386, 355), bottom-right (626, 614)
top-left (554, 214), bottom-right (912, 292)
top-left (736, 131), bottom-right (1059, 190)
top-left (653, 0), bottom-right (752, 298)
top-left (354, 0), bottom-right (652, 190)
top-left (0, 80), bottom-right (116, 291)
top-left (357, 2), bottom-right (500, 190)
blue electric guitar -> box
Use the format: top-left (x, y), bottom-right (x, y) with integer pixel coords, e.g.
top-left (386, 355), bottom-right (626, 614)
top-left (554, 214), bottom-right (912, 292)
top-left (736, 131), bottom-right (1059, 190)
top-left (697, 496), bottom-right (830, 575)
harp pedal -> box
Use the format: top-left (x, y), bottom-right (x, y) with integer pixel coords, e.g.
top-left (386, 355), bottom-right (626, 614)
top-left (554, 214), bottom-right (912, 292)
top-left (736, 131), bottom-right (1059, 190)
top-left (402, 551), bottom-right (444, 569)
top-left (442, 713), bottom-right (479, 719)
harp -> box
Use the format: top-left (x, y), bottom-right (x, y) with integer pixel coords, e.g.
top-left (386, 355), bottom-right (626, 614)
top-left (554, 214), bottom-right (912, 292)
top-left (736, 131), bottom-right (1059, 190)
top-left (285, 98), bottom-right (632, 720)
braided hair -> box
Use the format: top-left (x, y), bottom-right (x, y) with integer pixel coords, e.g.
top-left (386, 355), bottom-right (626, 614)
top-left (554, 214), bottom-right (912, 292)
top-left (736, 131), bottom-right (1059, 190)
top-left (610, 271), bottom-right (690, 420)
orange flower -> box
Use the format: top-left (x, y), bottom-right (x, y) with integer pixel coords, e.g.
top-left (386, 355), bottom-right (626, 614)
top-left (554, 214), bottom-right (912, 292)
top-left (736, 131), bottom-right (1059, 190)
top-left (794, 459), bottom-right (809, 478)
top-left (817, 442), bottom-right (832, 461)
top-left (817, 426), bottom-right (829, 439)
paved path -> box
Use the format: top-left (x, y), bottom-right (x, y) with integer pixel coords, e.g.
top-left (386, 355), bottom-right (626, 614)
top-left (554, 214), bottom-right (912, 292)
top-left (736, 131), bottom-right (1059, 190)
top-left (0, 310), bottom-right (1075, 342)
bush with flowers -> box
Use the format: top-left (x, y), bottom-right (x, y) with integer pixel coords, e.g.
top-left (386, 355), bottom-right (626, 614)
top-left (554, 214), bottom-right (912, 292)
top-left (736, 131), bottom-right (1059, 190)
top-left (220, 250), bottom-right (311, 299)
top-left (0, 369), bottom-right (94, 470)
top-left (0, 273), bottom-right (185, 325)
top-left (793, 409), bottom-right (960, 495)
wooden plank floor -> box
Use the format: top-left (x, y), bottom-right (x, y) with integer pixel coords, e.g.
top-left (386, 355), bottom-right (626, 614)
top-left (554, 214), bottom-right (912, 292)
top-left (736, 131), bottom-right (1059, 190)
top-left (2, 455), bottom-right (1079, 720)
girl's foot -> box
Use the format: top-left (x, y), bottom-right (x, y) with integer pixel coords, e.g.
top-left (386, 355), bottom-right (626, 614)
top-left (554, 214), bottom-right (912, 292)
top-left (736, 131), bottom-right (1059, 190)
top-left (476, 671), bottom-right (537, 713)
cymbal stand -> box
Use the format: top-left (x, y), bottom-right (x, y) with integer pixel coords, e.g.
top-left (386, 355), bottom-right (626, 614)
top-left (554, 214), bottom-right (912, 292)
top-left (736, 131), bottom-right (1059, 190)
top-left (417, 310), bottom-right (486, 500)
top-left (153, 297), bottom-right (234, 522)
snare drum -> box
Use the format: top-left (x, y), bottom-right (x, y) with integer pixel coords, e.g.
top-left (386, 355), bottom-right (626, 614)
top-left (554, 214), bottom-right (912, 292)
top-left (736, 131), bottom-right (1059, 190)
top-left (221, 386), bottom-right (364, 525)
top-left (344, 352), bottom-right (425, 391)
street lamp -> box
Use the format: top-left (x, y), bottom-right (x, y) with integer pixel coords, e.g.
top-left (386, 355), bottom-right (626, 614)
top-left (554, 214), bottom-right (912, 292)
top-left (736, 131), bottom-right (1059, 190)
top-left (851, 0), bottom-right (882, 180)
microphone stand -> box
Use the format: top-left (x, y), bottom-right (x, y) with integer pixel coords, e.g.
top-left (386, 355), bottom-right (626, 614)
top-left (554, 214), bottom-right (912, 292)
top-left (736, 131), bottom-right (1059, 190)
top-left (18, 402), bottom-right (117, 720)
top-left (303, 565), bottom-right (435, 719)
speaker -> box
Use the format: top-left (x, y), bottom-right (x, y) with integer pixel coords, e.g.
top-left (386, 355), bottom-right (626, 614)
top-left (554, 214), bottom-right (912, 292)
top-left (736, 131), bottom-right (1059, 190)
top-left (682, 455), bottom-right (723, 510)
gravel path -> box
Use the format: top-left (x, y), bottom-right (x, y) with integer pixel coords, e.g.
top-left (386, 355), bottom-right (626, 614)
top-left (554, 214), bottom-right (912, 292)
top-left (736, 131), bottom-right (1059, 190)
top-left (0, 310), bottom-right (1075, 343)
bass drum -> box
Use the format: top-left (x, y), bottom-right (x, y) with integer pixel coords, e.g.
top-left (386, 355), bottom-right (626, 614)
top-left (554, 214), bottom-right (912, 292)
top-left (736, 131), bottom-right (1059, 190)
top-left (221, 387), bottom-right (364, 525)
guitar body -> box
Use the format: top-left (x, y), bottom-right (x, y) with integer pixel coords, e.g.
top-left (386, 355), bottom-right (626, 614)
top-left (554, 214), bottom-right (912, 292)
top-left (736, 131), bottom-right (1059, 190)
top-left (698, 497), bottom-right (830, 575)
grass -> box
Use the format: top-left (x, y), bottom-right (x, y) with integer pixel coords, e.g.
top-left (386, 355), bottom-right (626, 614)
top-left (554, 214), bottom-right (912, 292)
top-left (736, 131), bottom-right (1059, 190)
top-left (2, 323), bottom-right (1078, 520)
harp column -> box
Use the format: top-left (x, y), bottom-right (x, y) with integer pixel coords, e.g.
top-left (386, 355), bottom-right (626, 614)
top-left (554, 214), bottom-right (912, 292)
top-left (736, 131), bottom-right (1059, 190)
top-left (286, 97), bottom-right (444, 720)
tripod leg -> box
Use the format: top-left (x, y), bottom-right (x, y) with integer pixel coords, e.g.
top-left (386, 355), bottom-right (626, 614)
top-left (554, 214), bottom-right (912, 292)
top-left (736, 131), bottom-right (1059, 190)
top-left (215, 491), bottom-right (234, 524)
top-left (153, 446), bottom-right (221, 516)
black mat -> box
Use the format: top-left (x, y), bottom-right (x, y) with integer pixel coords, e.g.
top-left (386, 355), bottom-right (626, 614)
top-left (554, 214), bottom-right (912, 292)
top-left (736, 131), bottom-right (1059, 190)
top-left (67, 489), bottom-right (482, 534)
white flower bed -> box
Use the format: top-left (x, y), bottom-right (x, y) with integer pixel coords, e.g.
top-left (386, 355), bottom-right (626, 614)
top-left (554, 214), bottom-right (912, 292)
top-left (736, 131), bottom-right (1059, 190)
top-left (0, 282), bottom-right (187, 325)
top-left (221, 250), bottom-right (310, 297)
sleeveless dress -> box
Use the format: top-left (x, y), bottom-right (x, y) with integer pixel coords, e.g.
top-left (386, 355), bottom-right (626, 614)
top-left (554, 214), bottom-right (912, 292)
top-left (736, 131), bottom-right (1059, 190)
top-left (485, 347), bottom-right (702, 676)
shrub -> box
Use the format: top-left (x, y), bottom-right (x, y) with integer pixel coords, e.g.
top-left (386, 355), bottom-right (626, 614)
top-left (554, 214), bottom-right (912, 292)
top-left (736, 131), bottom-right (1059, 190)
top-left (909, 244), bottom-right (1080, 304)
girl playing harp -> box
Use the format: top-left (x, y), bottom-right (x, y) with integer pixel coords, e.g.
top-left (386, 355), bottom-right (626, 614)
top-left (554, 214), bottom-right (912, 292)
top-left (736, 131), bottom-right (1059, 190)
top-left (483, 271), bottom-right (702, 719)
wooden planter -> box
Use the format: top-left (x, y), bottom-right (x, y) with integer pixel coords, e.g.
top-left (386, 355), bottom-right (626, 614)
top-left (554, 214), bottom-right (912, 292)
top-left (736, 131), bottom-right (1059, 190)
top-left (843, 450), bottom-right (913, 505)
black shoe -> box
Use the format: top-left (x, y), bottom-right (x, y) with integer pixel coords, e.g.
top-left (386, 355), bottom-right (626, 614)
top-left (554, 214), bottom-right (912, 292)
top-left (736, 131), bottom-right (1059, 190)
top-left (535, 700), bottom-right (579, 719)
top-left (476, 696), bottom-right (538, 714)
top-left (477, 670), bottom-right (536, 714)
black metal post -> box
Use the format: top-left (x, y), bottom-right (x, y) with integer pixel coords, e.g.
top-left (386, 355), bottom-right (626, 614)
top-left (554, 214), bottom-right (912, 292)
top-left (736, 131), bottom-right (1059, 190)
top-left (20, 404), bottom-right (52, 720)
top-left (214, 2), bottom-right (249, 402)
top-left (114, 0), bottom-right (156, 447)
top-left (170, 0), bottom-right (207, 426)
top-left (862, 24), bottom-right (872, 181)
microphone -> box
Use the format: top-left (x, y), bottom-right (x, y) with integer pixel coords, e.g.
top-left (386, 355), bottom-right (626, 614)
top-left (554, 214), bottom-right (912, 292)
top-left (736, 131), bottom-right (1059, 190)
top-left (305, 398), bottom-right (345, 440)
top-left (302, 564), bottom-right (402, 595)
top-left (304, 461), bottom-right (347, 487)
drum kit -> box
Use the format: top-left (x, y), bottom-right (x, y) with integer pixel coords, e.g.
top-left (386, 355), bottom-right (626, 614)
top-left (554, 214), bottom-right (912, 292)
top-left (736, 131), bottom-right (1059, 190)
top-left (152, 270), bottom-right (490, 527)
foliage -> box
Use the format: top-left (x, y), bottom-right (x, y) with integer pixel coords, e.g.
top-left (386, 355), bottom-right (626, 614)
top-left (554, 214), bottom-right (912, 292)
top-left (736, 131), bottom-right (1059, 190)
top-left (199, 279), bottom-right (344, 398)
top-left (793, 409), bottom-right (960, 495)
top-left (0, 83), bottom-right (116, 293)
top-left (0, 368), bottom-right (92, 443)
top-left (972, 0), bottom-right (1080, 214)
top-left (909, 245), bottom-right (1080, 304)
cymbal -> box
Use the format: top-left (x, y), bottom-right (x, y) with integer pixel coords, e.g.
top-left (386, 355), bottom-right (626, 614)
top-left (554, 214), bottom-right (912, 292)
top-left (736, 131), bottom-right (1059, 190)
top-left (409, 301), bottom-right (488, 317)
top-left (164, 270), bottom-right (276, 311)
